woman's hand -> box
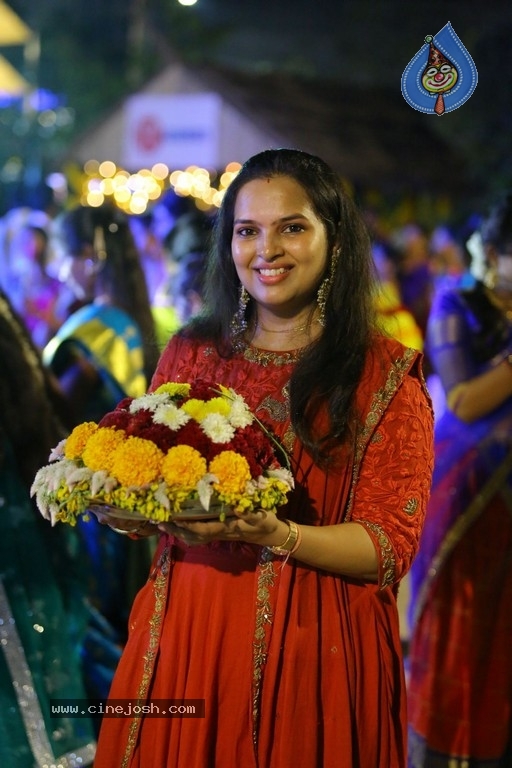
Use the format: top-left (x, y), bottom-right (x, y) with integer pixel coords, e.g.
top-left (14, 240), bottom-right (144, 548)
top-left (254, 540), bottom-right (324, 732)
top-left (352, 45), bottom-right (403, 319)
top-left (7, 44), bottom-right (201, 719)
top-left (89, 508), bottom-right (158, 537)
top-left (158, 509), bottom-right (288, 547)
top-left (157, 511), bottom-right (381, 581)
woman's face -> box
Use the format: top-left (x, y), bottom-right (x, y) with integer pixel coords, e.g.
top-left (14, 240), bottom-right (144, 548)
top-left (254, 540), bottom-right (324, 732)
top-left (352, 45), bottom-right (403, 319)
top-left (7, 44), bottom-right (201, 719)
top-left (231, 176), bottom-right (329, 317)
top-left (58, 244), bottom-right (99, 301)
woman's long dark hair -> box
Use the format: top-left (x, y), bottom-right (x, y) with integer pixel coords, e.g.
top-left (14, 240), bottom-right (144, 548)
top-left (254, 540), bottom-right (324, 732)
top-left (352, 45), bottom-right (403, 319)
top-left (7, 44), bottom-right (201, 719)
top-left (0, 290), bottom-right (66, 488)
top-left (60, 203), bottom-right (160, 383)
top-left (187, 148), bottom-right (376, 462)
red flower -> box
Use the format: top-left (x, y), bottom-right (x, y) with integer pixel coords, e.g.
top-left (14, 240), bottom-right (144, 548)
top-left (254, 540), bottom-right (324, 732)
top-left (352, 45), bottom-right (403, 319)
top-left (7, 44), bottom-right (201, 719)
top-left (137, 424), bottom-right (178, 452)
top-left (125, 409), bottom-right (154, 435)
top-left (176, 420), bottom-right (217, 460)
top-left (230, 425), bottom-right (276, 477)
top-left (98, 410), bottom-right (131, 430)
top-left (188, 379), bottom-right (218, 401)
top-left (116, 397), bottom-right (134, 412)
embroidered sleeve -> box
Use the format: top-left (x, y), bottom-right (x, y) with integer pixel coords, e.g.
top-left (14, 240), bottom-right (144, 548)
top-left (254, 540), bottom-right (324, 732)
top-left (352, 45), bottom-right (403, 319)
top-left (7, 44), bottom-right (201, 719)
top-left (350, 373), bottom-right (434, 588)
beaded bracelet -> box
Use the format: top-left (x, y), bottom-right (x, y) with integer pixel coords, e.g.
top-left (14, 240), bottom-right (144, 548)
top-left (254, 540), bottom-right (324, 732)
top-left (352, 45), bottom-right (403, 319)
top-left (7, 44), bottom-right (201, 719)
top-left (268, 520), bottom-right (300, 556)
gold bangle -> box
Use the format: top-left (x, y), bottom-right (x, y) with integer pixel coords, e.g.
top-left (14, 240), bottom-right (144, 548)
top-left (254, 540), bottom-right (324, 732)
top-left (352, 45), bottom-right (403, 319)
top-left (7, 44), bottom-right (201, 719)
top-left (268, 520), bottom-right (299, 555)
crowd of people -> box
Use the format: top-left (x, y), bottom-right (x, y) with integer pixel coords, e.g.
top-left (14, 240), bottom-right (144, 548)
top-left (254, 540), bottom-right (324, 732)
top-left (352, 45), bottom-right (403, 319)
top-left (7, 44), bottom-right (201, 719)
top-left (0, 148), bottom-right (510, 767)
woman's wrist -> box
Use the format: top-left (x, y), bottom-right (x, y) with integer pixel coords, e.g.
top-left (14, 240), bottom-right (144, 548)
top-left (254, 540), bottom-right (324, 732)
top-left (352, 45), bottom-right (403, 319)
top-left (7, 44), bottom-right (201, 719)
top-left (267, 520), bottom-right (302, 555)
top-left (252, 517), bottom-right (291, 549)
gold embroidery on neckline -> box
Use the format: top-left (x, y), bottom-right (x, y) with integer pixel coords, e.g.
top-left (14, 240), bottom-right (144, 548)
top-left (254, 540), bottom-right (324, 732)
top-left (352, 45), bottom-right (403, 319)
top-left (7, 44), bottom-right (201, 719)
top-left (243, 346), bottom-right (303, 366)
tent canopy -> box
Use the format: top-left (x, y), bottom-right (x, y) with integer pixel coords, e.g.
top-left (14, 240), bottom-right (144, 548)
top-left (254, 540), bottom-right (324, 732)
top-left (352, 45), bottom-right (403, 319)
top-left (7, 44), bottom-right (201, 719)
top-left (0, 1), bottom-right (32, 46)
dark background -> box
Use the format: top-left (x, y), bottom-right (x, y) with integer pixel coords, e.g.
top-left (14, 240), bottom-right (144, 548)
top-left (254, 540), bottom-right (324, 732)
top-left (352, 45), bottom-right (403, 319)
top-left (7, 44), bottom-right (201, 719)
top-left (1, 0), bottom-right (512, 220)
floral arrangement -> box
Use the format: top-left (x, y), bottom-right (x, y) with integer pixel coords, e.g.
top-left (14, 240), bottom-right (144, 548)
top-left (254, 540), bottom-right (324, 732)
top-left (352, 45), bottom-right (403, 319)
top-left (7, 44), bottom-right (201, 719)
top-left (31, 380), bottom-right (294, 526)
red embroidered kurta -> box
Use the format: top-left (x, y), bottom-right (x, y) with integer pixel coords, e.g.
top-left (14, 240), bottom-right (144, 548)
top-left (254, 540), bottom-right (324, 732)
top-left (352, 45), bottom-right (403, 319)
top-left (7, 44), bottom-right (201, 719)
top-left (94, 334), bottom-right (433, 768)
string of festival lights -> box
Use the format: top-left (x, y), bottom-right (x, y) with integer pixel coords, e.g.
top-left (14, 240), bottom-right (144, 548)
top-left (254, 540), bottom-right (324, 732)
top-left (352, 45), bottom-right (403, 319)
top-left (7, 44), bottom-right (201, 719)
top-left (79, 159), bottom-right (242, 214)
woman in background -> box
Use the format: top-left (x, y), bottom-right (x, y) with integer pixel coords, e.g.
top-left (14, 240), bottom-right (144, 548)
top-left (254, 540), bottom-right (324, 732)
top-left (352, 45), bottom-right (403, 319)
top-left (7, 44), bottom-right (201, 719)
top-left (408, 193), bottom-right (512, 766)
top-left (0, 288), bottom-right (96, 767)
top-left (43, 202), bottom-right (159, 702)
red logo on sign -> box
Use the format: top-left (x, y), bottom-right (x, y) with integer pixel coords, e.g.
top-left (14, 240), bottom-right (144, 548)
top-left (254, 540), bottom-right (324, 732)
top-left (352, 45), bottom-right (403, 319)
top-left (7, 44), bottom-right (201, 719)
top-left (135, 116), bottom-right (163, 151)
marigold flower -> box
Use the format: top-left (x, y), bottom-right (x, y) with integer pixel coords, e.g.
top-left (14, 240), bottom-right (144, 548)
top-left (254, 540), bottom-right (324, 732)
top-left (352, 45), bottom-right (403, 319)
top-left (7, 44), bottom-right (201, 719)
top-left (82, 427), bottom-right (127, 473)
top-left (64, 422), bottom-right (98, 460)
top-left (162, 445), bottom-right (207, 488)
top-left (110, 437), bottom-right (164, 486)
top-left (31, 380), bottom-right (294, 527)
top-left (210, 451), bottom-right (251, 496)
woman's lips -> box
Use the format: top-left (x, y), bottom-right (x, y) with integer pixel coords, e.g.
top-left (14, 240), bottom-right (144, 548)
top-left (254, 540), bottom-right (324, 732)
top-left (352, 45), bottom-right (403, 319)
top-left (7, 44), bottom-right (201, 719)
top-left (255, 266), bottom-right (291, 284)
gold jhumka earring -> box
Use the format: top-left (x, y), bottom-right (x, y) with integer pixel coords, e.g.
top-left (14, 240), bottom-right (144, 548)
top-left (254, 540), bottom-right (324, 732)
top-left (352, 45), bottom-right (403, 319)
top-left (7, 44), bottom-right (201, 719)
top-left (230, 284), bottom-right (250, 351)
top-left (317, 248), bottom-right (340, 326)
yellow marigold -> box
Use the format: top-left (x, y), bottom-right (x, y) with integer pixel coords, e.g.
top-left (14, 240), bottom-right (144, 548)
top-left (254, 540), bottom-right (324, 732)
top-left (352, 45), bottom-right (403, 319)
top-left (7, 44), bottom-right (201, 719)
top-left (64, 422), bottom-right (98, 460)
top-left (154, 382), bottom-right (191, 398)
top-left (110, 437), bottom-right (164, 486)
top-left (82, 427), bottom-right (127, 472)
top-left (209, 451), bottom-right (251, 496)
top-left (161, 445), bottom-right (207, 488)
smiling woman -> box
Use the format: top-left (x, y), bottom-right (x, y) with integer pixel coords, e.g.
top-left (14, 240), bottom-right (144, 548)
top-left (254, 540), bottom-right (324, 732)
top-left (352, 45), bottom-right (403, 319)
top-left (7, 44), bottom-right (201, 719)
top-left (93, 148), bottom-right (434, 768)
top-left (230, 174), bottom-right (329, 349)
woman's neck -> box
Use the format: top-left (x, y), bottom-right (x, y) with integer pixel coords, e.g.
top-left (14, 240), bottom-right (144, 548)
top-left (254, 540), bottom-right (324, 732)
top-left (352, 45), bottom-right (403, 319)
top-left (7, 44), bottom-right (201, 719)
top-left (248, 310), bottom-right (322, 351)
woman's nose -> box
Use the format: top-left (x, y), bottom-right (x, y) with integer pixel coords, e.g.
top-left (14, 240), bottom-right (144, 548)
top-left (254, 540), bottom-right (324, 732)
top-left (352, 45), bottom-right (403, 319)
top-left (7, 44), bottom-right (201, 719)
top-left (259, 233), bottom-right (283, 259)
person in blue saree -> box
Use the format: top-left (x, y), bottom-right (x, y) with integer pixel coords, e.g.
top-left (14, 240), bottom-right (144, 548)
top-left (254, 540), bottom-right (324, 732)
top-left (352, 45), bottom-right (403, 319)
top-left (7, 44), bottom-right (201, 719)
top-left (407, 193), bottom-right (512, 766)
top-left (0, 288), bottom-right (97, 767)
top-left (43, 203), bottom-right (160, 704)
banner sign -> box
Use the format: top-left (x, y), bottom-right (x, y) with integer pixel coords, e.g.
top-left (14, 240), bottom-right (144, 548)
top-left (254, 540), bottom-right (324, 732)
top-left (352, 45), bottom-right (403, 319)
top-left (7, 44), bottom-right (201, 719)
top-left (123, 93), bottom-right (222, 169)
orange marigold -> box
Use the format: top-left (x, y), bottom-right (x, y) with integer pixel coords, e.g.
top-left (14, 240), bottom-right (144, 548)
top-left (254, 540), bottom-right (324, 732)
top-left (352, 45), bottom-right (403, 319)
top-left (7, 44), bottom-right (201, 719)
top-left (161, 445), bottom-right (207, 488)
top-left (64, 422), bottom-right (98, 460)
top-left (209, 451), bottom-right (251, 495)
top-left (82, 427), bottom-right (127, 472)
top-left (110, 437), bottom-right (164, 486)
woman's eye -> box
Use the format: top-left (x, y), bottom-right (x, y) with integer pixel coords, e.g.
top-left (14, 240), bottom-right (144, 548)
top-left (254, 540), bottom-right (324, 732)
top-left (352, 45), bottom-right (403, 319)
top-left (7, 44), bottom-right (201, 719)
top-left (235, 227), bottom-right (255, 237)
top-left (284, 223), bottom-right (304, 233)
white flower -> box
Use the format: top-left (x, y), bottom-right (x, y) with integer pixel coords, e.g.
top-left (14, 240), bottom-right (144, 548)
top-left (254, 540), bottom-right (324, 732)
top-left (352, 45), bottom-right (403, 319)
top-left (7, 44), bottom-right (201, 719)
top-left (103, 475), bottom-right (118, 494)
top-left (244, 480), bottom-right (257, 497)
top-left (66, 465), bottom-right (93, 487)
top-left (49, 439), bottom-right (66, 462)
top-left (265, 467), bottom-right (294, 489)
top-left (153, 402), bottom-right (190, 430)
top-left (48, 501), bottom-right (61, 526)
top-left (200, 413), bottom-right (236, 443)
top-left (227, 397), bottom-right (254, 429)
top-left (129, 392), bottom-right (168, 413)
top-left (197, 475), bottom-right (216, 510)
top-left (154, 482), bottom-right (171, 511)
top-left (34, 488), bottom-right (51, 520)
top-left (90, 469), bottom-right (112, 497)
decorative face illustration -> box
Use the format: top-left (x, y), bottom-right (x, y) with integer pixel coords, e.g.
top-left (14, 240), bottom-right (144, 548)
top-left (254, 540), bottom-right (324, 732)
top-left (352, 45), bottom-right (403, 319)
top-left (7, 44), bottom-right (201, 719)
top-left (422, 61), bottom-right (458, 94)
